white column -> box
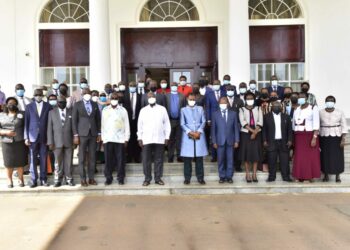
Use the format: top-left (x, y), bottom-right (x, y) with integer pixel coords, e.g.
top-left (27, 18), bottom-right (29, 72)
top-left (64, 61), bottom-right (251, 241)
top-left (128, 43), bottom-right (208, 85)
top-left (228, 0), bottom-right (251, 84)
top-left (89, 0), bottom-right (111, 90)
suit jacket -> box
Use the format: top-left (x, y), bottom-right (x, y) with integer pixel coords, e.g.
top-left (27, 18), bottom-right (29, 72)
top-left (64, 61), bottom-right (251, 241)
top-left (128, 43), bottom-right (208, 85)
top-left (262, 112), bottom-right (293, 152)
top-left (206, 89), bottom-right (227, 121)
top-left (268, 86), bottom-right (285, 100)
top-left (211, 110), bottom-right (240, 146)
top-left (227, 96), bottom-right (244, 113)
top-left (72, 100), bottom-right (101, 137)
top-left (124, 90), bottom-right (142, 122)
top-left (141, 92), bottom-right (167, 108)
top-left (47, 107), bottom-right (73, 148)
top-left (24, 101), bottom-right (51, 143)
top-left (165, 93), bottom-right (186, 119)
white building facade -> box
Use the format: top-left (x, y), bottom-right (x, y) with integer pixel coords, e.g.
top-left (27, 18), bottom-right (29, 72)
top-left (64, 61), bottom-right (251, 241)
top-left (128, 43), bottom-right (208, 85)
top-left (0, 0), bottom-right (349, 116)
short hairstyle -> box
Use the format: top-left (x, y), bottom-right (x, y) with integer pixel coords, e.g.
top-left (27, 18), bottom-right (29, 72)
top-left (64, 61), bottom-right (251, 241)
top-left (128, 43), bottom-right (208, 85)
top-left (325, 95), bottom-right (336, 103)
top-left (244, 92), bottom-right (255, 100)
top-left (48, 94), bottom-right (57, 99)
top-left (301, 82), bottom-right (310, 88)
top-left (179, 75), bottom-right (187, 81)
top-left (6, 97), bottom-right (18, 105)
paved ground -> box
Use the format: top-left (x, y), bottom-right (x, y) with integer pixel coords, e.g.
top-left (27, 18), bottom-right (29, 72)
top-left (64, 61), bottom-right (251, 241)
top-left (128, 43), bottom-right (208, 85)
top-left (1, 194), bottom-right (350, 250)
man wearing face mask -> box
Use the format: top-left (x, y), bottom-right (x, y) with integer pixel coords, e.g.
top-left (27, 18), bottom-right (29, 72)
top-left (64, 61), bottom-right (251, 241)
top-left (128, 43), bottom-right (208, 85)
top-left (48, 79), bottom-right (60, 96)
top-left (47, 96), bottom-right (75, 187)
top-left (238, 82), bottom-right (248, 102)
top-left (282, 87), bottom-right (293, 116)
top-left (211, 97), bottom-right (240, 184)
top-left (180, 93), bottom-right (207, 185)
top-left (166, 82), bottom-right (186, 163)
top-left (247, 80), bottom-right (260, 100)
top-left (104, 83), bottom-right (113, 97)
top-left (118, 81), bottom-right (127, 93)
top-left (72, 88), bottom-right (101, 187)
top-left (13, 83), bottom-right (32, 111)
top-left (137, 92), bottom-right (171, 186)
top-left (48, 94), bottom-right (58, 107)
top-left (177, 75), bottom-right (192, 97)
top-left (71, 78), bottom-right (89, 107)
top-left (268, 75), bottom-right (284, 100)
top-left (222, 75), bottom-right (237, 96)
top-left (263, 102), bottom-right (293, 182)
top-left (137, 79), bottom-right (146, 95)
top-left (141, 80), bottom-right (167, 108)
top-left (301, 82), bottom-right (317, 106)
top-left (24, 89), bottom-right (52, 188)
top-left (102, 92), bottom-right (130, 185)
top-left (226, 85), bottom-right (244, 113)
top-left (125, 81), bottom-right (142, 163)
top-left (157, 79), bottom-right (170, 94)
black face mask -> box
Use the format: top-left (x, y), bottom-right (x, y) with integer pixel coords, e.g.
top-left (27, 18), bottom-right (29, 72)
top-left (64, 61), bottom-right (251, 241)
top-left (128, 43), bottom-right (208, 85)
top-left (261, 93), bottom-right (269, 99)
top-left (301, 88), bottom-right (309, 93)
top-left (199, 80), bottom-right (208, 88)
top-left (58, 101), bottom-right (67, 110)
top-left (150, 87), bottom-right (157, 92)
top-left (269, 97), bottom-right (278, 103)
top-left (105, 88), bottom-right (112, 94)
top-left (59, 88), bottom-right (68, 95)
top-left (284, 93), bottom-right (291, 98)
top-left (291, 96), bottom-right (298, 104)
top-left (7, 104), bottom-right (18, 112)
top-left (272, 107), bottom-right (281, 115)
top-left (192, 88), bottom-right (200, 94)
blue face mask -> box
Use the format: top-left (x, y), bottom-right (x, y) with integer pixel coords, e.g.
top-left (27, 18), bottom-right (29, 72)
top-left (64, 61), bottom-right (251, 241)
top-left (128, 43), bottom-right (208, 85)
top-left (325, 101), bottom-right (335, 109)
top-left (52, 83), bottom-right (60, 90)
top-left (129, 87), bottom-right (137, 93)
top-left (213, 85), bottom-right (221, 91)
top-left (227, 90), bottom-right (235, 97)
top-left (100, 96), bottom-right (107, 102)
top-left (80, 83), bottom-right (88, 89)
top-left (171, 86), bottom-right (178, 93)
top-left (49, 100), bottom-right (57, 106)
top-left (16, 89), bottom-right (25, 97)
top-left (298, 98), bottom-right (306, 105)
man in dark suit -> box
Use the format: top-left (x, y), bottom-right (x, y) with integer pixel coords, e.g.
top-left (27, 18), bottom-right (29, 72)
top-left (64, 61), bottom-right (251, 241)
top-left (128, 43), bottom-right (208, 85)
top-left (72, 88), bottom-right (101, 187)
top-left (124, 81), bottom-right (142, 163)
top-left (47, 96), bottom-right (75, 187)
top-left (24, 89), bottom-right (52, 188)
top-left (263, 101), bottom-right (293, 182)
top-left (166, 82), bottom-right (186, 162)
top-left (268, 75), bottom-right (284, 100)
top-left (141, 80), bottom-right (167, 108)
top-left (211, 97), bottom-right (240, 183)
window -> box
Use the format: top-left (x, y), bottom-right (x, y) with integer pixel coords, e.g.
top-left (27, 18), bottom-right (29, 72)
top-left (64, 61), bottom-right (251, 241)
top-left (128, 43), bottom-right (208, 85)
top-left (40, 0), bottom-right (89, 23)
top-left (140, 0), bottom-right (199, 22)
top-left (249, 0), bottom-right (303, 20)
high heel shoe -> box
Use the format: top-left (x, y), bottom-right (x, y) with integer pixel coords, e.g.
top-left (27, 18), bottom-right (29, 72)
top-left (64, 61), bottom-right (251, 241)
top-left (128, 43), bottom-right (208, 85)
top-left (8, 183), bottom-right (14, 188)
top-left (246, 176), bottom-right (252, 183)
top-left (336, 175), bottom-right (341, 183)
top-left (323, 175), bottom-right (329, 182)
top-left (252, 177), bottom-right (259, 183)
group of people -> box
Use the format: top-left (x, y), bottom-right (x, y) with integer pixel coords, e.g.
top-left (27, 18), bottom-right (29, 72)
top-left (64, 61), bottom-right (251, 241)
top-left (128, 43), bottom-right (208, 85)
top-left (0, 74), bottom-right (347, 188)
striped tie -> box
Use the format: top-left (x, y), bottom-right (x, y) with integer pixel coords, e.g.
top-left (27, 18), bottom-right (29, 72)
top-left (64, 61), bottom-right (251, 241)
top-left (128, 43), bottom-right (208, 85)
top-left (61, 110), bottom-right (66, 126)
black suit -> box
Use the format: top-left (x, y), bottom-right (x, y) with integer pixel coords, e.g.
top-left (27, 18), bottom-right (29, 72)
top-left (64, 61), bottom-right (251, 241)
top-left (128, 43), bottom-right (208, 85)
top-left (125, 91), bottom-right (142, 162)
top-left (72, 100), bottom-right (101, 181)
top-left (268, 86), bottom-right (285, 100)
top-left (262, 112), bottom-right (293, 180)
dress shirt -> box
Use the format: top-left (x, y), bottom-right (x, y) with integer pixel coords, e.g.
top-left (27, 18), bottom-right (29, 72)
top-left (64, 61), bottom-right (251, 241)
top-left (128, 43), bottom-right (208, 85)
top-left (293, 105), bottom-right (320, 132)
top-left (170, 93), bottom-right (179, 119)
top-left (137, 104), bottom-right (171, 145)
top-left (36, 101), bottom-right (43, 117)
top-left (83, 100), bottom-right (92, 115)
top-left (228, 97), bottom-right (234, 107)
top-left (17, 97), bottom-right (30, 111)
top-left (273, 112), bottom-right (282, 139)
top-left (215, 91), bottom-right (220, 101)
top-left (101, 105), bottom-right (130, 144)
top-left (319, 109), bottom-right (348, 137)
top-left (130, 92), bottom-right (137, 120)
top-left (137, 88), bottom-right (145, 95)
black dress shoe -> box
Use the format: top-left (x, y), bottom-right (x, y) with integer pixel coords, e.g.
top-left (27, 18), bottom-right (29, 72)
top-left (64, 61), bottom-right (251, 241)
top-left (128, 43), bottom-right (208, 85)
top-left (323, 175), bottom-right (329, 182)
top-left (266, 178), bottom-right (275, 182)
top-left (142, 181), bottom-right (150, 186)
top-left (168, 159), bottom-right (174, 163)
top-left (210, 158), bottom-right (217, 163)
top-left (41, 181), bottom-right (50, 187)
top-left (184, 180), bottom-right (190, 185)
top-left (104, 179), bottom-right (113, 186)
top-left (177, 157), bottom-right (183, 163)
top-left (54, 182), bottom-right (61, 188)
top-left (23, 171), bottom-right (30, 175)
top-left (88, 179), bottom-right (98, 185)
top-left (30, 182), bottom-right (37, 188)
top-left (283, 178), bottom-right (293, 182)
top-left (118, 180), bottom-right (125, 185)
top-left (227, 178), bottom-right (233, 184)
top-left (198, 180), bottom-right (206, 185)
top-left (155, 180), bottom-right (165, 185)
top-left (8, 184), bottom-right (14, 188)
top-left (19, 182), bottom-right (25, 188)
top-left (81, 180), bottom-right (88, 187)
top-left (235, 167), bottom-right (243, 172)
top-left (219, 178), bottom-right (226, 184)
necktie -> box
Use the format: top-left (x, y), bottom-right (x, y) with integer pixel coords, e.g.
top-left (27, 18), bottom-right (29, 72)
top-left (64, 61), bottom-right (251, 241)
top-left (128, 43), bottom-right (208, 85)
top-left (86, 102), bottom-right (91, 115)
top-left (61, 110), bottom-right (66, 126)
top-left (131, 93), bottom-right (135, 117)
top-left (222, 110), bottom-right (227, 122)
top-left (249, 110), bottom-right (255, 128)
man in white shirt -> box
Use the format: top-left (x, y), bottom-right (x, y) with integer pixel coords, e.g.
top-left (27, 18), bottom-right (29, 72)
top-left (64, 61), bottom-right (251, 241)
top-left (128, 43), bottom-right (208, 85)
top-left (137, 92), bottom-right (171, 186)
top-left (101, 92), bottom-right (130, 185)
top-left (13, 83), bottom-right (32, 111)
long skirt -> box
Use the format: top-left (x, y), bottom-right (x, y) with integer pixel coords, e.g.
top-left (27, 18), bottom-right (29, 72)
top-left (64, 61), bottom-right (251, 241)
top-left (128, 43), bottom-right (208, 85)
top-left (239, 132), bottom-right (262, 163)
top-left (292, 131), bottom-right (321, 180)
top-left (320, 136), bottom-right (344, 175)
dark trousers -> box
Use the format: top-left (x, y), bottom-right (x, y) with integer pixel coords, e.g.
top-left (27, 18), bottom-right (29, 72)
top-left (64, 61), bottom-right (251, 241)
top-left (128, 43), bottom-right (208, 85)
top-left (267, 140), bottom-right (290, 180)
top-left (78, 136), bottom-right (97, 181)
top-left (142, 144), bottom-right (164, 182)
top-left (168, 119), bottom-right (182, 161)
top-left (127, 119), bottom-right (141, 162)
top-left (217, 143), bottom-right (234, 179)
top-left (184, 157), bottom-right (204, 181)
top-left (53, 147), bottom-right (73, 183)
top-left (104, 142), bottom-right (125, 181)
top-left (29, 140), bottom-right (48, 183)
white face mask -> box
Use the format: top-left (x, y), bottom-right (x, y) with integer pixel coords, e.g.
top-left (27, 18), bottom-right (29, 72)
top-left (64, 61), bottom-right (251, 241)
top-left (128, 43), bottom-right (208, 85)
top-left (240, 88), bottom-right (247, 94)
top-left (325, 102), bottom-right (335, 109)
top-left (119, 85), bottom-right (126, 91)
top-left (249, 84), bottom-right (257, 90)
top-left (227, 90), bottom-right (235, 97)
top-left (180, 81), bottom-right (187, 86)
top-left (138, 82), bottom-right (145, 88)
top-left (161, 83), bottom-right (168, 89)
top-left (213, 85), bottom-right (221, 91)
top-left (223, 80), bottom-right (230, 85)
top-left (199, 88), bottom-right (206, 96)
top-left (148, 97), bottom-right (156, 105)
top-left (271, 80), bottom-right (278, 86)
top-left (92, 96), bottom-right (99, 102)
top-left (111, 100), bottom-right (118, 106)
top-left (83, 94), bottom-right (92, 102)
top-left (246, 100), bottom-right (254, 106)
top-left (188, 100), bottom-right (196, 107)
top-left (171, 86), bottom-right (178, 93)
top-left (43, 90), bottom-right (48, 96)
top-left (220, 104), bottom-right (227, 110)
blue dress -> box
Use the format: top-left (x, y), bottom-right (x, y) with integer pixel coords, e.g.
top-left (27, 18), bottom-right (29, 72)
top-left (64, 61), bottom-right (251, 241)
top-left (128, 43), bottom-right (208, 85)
top-left (180, 106), bottom-right (208, 157)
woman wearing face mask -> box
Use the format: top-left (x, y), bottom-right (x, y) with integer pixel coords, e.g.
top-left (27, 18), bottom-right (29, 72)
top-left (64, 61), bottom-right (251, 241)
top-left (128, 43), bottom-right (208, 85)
top-left (157, 79), bottom-right (170, 94)
top-left (239, 92), bottom-right (263, 183)
top-left (301, 82), bottom-right (317, 106)
top-left (292, 92), bottom-right (321, 182)
top-left (0, 97), bottom-right (27, 188)
top-left (319, 96), bottom-right (348, 183)
top-left (192, 83), bottom-right (205, 107)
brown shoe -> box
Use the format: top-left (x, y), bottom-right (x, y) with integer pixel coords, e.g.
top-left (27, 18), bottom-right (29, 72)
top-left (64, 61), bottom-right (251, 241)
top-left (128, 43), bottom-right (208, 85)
top-left (81, 180), bottom-right (88, 187)
top-left (88, 179), bottom-right (97, 185)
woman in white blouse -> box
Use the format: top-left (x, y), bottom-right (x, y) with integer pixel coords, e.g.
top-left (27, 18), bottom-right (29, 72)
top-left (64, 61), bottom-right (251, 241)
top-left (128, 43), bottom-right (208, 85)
top-left (319, 96), bottom-right (348, 182)
top-left (292, 92), bottom-right (321, 182)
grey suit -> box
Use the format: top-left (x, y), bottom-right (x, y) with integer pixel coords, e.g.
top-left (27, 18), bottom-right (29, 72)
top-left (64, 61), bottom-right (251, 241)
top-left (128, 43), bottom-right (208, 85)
top-left (141, 92), bottom-right (167, 108)
top-left (72, 100), bottom-right (101, 181)
top-left (47, 107), bottom-right (74, 183)
top-left (165, 93), bottom-right (186, 161)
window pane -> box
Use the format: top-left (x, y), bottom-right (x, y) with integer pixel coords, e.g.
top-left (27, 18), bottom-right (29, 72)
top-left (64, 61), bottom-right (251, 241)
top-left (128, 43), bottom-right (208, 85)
top-left (275, 64), bottom-right (289, 81)
top-left (291, 63), bottom-right (304, 81)
top-left (56, 67), bottom-right (70, 84)
top-left (250, 64), bottom-right (257, 81)
top-left (291, 82), bottom-right (302, 92)
top-left (72, 67), bottom-right (86, 85)
top-left (40, 68), bottom-right (54, 86)
top-left (258, 64), bottom-right (272, 81)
